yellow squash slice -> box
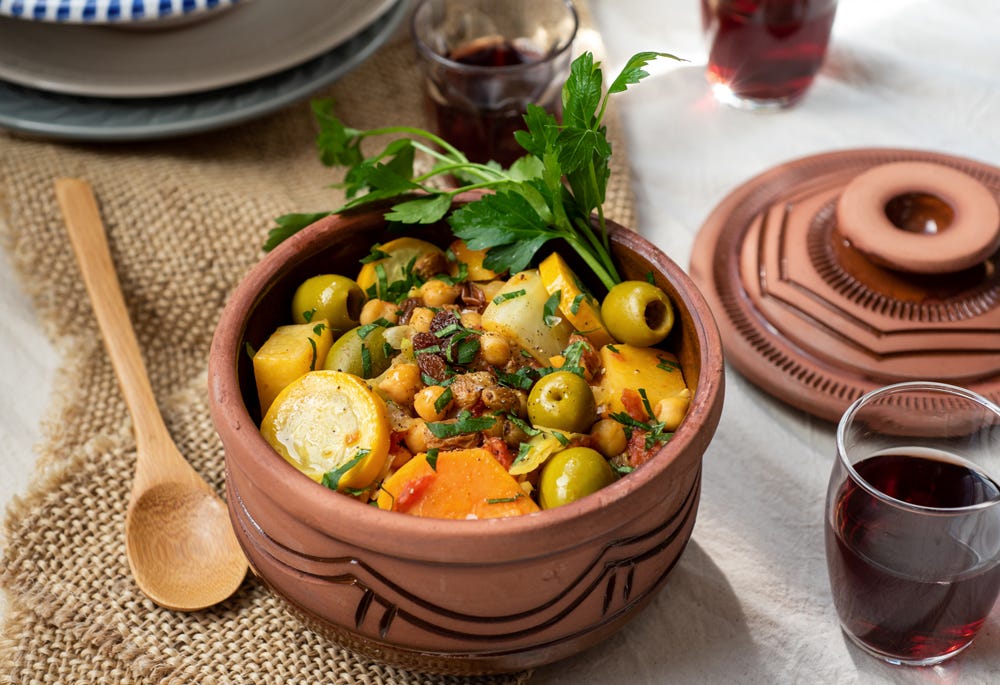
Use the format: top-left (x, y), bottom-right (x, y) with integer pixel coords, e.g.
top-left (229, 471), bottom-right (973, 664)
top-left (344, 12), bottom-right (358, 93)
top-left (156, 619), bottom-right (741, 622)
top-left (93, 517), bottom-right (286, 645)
top-left (261, 370), bottom-right (391, 492)
top-left (538, 252), bottom-right (614, 348)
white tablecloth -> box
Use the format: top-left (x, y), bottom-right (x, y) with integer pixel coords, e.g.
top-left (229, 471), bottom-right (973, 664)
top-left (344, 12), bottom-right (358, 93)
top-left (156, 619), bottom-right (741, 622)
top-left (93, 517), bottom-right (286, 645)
top-left (2, 1), bottom-right (999, 682)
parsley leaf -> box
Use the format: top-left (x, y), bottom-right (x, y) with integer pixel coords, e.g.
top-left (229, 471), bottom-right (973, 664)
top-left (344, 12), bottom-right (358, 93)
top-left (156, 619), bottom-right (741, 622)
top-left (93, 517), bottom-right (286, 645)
top-left (264, 212), bottom-right (332, 252)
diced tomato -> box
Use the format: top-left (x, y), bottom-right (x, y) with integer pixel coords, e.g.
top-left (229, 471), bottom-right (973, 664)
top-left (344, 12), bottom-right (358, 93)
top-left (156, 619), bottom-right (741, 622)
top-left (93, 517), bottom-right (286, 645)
top-left (483, 436), bottom-right (514, 470)
top-left (394, 473), bottom-right (436, 512)
top-left (626, 430), bottom-right (658, 467)
top-left (621, 387), bottom-right (649, 421)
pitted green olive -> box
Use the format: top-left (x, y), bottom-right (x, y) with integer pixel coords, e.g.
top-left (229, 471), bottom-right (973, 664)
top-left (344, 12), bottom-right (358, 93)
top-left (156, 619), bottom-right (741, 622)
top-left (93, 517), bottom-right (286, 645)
top-left (527, 371), bottom-right (597, 434)
top-left (323, 325), bottom-right (390, 379)
top-left (292, 274), bottom-right (365, 332)
top-left (601, 281), bottom-right (674, 347)
top-left (539, 446), bottom-right (616, 509)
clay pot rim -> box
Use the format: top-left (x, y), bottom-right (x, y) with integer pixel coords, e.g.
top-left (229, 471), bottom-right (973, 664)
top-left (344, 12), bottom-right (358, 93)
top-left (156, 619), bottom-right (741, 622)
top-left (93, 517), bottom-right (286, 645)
top-left (208, 202), bottom-right (725, 562)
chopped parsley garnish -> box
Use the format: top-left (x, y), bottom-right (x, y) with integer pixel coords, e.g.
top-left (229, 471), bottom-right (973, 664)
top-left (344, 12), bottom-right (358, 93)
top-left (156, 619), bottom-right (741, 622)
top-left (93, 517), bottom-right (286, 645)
top-left (506, 414), bottom-right (542, 437)
top-left (656, 357), bottom-right (680, 373)
top-left (433, 387), bottom-right (454, 413)
top-left (570, 293), bottom-right (586, 315)
top-left (361, 344), bottom-right (372, 377)
top-left (493, 289), bottom-right (526, 305)
top-left (307, 337), bottom-right (318, 370)
top-left (610, 389), bottom-right (673, 449)
top-left (312, 322), bottom-right (327, 336)
top-left (426, 409), bottom-right (496, 438)
top-left (357, 318), bottom-right (390, 339)
top-left (426, 448), bottom-right (439, 471)
top-left (543, 290), bottom-right (562, 327)
top-left (487, 494), bottom-right (524, 504)
top-left (497, 367), bottom-right (537, 391)
top-left (320, 449), bottom-right (370, 491)
top-left (360, 245), bottom-right (391, 264)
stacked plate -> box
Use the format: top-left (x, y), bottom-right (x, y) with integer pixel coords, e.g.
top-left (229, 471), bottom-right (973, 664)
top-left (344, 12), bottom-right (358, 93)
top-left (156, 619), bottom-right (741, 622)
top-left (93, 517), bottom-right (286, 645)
top-left (0, 0), bottom-right (408, 140)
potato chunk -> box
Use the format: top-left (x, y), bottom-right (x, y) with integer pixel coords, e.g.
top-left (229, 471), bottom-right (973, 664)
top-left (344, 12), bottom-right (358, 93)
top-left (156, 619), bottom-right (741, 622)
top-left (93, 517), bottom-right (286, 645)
top-left (594, 344), bottom-right (690, 426)
top-left (481, 269), bottom-right (573, 363)
top-left (252, 321), bottom-right (332, 415)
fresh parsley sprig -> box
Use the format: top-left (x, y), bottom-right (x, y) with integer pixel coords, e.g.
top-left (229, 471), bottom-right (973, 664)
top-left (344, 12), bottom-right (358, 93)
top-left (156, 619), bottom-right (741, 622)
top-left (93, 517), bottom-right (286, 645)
top-left (264, 51), bottom-right (681, 290)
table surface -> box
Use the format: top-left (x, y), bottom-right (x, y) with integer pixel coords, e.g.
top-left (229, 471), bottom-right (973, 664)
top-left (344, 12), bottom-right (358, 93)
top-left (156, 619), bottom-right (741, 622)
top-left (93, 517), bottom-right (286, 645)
top-left (3, 1), bottom-right (999, 683)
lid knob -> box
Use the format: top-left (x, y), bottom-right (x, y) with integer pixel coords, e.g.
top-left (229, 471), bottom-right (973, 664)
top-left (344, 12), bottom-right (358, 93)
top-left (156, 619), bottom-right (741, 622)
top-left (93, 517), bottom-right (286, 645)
top-left (837, 161), bottom-right (1000, 274)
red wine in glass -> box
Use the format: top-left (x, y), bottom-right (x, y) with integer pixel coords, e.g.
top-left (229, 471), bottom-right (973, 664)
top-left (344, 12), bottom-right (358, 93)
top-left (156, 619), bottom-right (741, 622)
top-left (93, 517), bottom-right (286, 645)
top-left (702, 0), bottom-right (838, 108)
top-left (826, 448), bottom-right (1000, 664)
top-left (430, 38), bottom-right (560, 168)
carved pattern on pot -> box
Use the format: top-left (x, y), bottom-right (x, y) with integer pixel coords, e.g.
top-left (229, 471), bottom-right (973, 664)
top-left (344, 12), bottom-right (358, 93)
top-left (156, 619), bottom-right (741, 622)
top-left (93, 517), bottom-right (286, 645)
top-left (229, 468), bottom-right (700, 643)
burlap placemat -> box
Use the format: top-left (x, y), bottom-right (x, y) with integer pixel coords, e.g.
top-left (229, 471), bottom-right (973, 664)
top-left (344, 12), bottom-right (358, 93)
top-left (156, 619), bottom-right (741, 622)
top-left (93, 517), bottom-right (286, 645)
top-left (0, 3), bottom-right (634, 682)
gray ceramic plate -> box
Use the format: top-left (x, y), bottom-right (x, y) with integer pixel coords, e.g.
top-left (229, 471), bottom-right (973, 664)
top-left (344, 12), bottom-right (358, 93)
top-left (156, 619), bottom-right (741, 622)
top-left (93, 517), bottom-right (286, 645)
top-left (0, 0), bottom-right (406, 142)
top-left (0, 0), bottom-right (395, 97)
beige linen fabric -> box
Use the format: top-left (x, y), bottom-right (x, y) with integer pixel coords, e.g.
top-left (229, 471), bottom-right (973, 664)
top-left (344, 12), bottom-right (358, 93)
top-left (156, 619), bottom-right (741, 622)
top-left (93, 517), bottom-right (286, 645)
top-left (0, 3), bottom-right (632, 682)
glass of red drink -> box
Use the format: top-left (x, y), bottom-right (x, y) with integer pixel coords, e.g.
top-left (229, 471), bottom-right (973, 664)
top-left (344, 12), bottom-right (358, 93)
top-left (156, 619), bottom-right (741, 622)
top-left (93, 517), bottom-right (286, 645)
top-left (701, 0), bottom-right (838, 109)
top-left (410, 0), bottom-right (577, 168)
top-left (826, 382), bottom-right (1000, 666)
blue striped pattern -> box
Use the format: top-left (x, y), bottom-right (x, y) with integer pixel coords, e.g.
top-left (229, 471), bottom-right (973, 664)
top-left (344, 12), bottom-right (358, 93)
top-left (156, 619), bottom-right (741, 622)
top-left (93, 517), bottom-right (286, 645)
top-left (0, 0), bottom-right (239, 23)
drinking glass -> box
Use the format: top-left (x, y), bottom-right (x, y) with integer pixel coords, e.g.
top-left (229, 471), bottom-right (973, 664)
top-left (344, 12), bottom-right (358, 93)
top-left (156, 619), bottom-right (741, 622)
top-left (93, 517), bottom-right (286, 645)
top-left (701, 0), bottom-right (838, 109)
top-left (410, 0), bottom-right (578, 167)
top-left (825, 382), bottom-right (1000, 666)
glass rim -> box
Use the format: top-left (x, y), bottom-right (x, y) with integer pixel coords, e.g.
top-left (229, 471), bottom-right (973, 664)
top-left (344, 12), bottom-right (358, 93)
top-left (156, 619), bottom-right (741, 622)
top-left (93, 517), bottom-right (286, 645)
top-left (836, 381), bottom-right (1000, 515)
top-left (410, 0), bottom-right (579, 75)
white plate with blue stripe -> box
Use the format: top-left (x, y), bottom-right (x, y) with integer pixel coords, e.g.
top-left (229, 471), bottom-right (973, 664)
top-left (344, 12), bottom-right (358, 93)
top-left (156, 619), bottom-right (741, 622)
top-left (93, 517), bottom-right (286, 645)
top-left (0, 0), bottom-right (397, 97)
top-left (0, 0), bottom-right (239, 24)
top-left (0, 0), bottom-right (406, 140)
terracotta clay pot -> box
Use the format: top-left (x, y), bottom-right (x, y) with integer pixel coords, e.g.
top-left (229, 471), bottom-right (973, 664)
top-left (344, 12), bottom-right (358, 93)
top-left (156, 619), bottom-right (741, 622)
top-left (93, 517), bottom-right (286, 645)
top-left (207, 202), bottom-right (725, 675)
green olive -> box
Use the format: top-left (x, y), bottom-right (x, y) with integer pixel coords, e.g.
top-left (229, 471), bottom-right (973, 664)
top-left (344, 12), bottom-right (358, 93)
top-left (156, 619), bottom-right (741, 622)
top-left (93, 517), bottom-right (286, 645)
top-left (292, 274), bottom-right (365, 332)
top-left (539, 446), bottom-right (616, 509)
top-left (601, 280), bottom-right (674, 347)
top-left (527, 371), bottom-right (597, 434)
top-left (323, 325), bottom-right (391, 379)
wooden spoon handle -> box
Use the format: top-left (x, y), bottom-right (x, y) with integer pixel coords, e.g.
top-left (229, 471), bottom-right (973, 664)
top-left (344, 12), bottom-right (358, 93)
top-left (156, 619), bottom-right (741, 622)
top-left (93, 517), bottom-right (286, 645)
top-left (55, 178), bottom-right (172, 462)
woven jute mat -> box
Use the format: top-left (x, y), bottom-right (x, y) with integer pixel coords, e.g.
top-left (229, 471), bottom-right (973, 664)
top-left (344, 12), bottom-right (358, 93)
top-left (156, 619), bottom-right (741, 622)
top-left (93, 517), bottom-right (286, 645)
top-left (0, 3), bottom-right (633, 683)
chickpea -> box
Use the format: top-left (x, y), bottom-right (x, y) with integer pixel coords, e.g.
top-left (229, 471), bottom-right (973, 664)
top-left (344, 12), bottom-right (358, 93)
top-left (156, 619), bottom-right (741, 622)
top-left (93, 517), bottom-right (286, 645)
top-left (360, 299), bottom-right (399, 326)
top-left (654, 390), bottom-right (692, 431)
top-left (480, 332), bottom-right (511, 366)
top-left (479, 280), bottom-right (505, 304)
top-left (377, 362), bottom-right (423, 406)
top-left (404, 419), bottom-right (430, 454)
top-left (414, 384), bottom-right (453, 422)
top-left (460, 310), bottom-right (483, 330)
top-left (408, 306), bottom-right (435, 334)
top-left (419, 278), bottom-right (461, 307)
top-left (590, 418), bottom-right (627, 458)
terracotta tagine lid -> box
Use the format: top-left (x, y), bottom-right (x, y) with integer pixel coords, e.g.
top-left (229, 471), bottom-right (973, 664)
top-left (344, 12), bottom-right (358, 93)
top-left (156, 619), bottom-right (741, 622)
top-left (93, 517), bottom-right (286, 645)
top-left (690, 148), bottom-right (1000, 422)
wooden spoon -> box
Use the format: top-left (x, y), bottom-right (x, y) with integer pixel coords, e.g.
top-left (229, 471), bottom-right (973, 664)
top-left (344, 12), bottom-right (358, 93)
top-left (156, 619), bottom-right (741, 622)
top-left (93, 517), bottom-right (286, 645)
top-left (55, 178), bottom-right (248, 611)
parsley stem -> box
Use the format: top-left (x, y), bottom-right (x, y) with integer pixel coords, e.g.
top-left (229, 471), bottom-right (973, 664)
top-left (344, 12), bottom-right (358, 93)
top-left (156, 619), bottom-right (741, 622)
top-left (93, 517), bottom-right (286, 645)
top-left (413, 160), bottom-right (510, 185)
top-left (564, 234), bottom-right (617, 291)
top-left (359, 125), bottom-right (467, 161)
